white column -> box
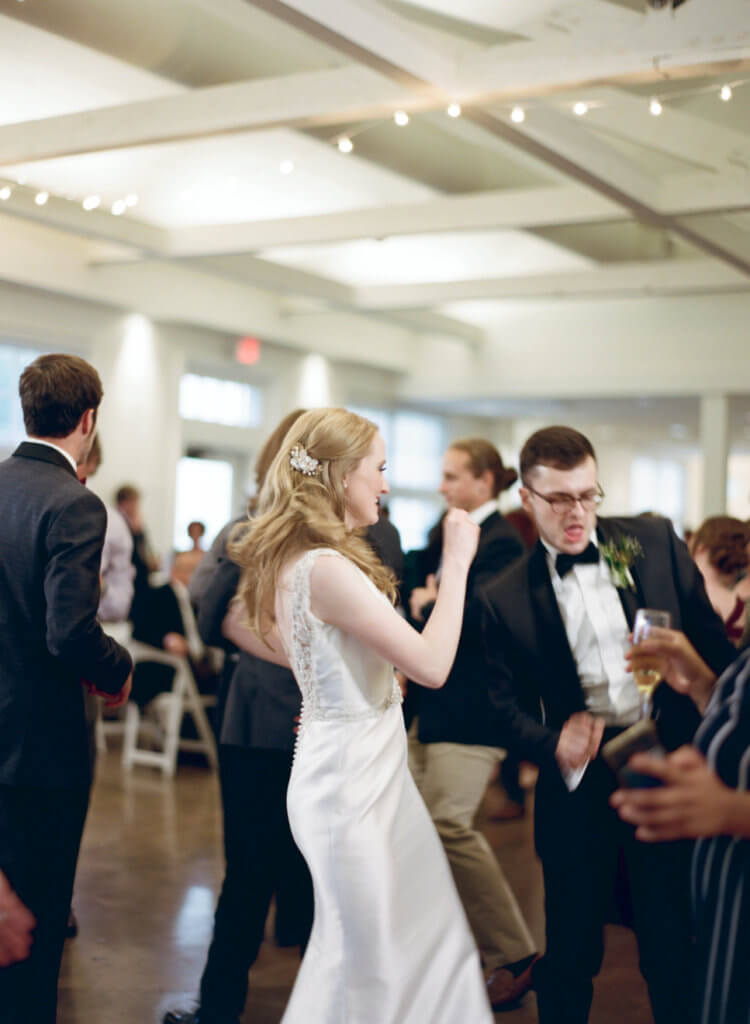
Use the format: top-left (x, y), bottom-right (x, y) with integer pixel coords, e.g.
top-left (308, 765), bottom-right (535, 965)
top-left (699, 394), bottom-right (730, 519)
top-left (88, 314), bottom-right (184, 559)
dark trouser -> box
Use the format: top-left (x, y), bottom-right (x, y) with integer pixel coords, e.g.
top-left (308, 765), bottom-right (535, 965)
top-left (534, 760), bottom-right (696, 1024)
top-left (0, 784), bottom-right (89, 1024)
top-left (198, 745), bottom-right (314, 1021)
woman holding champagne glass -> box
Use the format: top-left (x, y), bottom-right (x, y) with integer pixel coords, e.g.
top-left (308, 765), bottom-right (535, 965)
top-left (613, 630), bottom-right (750, 1024)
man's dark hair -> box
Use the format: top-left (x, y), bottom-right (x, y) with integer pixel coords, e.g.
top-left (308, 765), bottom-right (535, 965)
top-left (449, 438), bottom-right (518, 498)
top-left (115, 484), bottom-right (140, 505)
top-left (19, 353), bottom-right (103, 438)
top-left (520, 426), bottom-right (596, 483)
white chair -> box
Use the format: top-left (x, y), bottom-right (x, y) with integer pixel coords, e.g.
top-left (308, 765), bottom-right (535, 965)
top-left (121, 581), bottom-right (219, 776)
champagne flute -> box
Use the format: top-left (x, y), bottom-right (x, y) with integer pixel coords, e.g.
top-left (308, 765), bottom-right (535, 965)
top-left (632, 609), bottom-right (671, 719)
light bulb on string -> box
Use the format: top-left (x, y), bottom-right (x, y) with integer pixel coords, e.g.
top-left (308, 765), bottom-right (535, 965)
top-left (511, 106), bottom-right (525, 124)
top-left (720, 84), bottom-right (732, 102)
top-left (394, 110), bottom-right (409, 127)
top-left (82, 195), bottom-right (101, 211)
top-left (0, 185), bottom-right (11, 200)
top-left (338, 136), bottom-right (354, 154)
top-left (573, 101), bottom-right (588, 116)
top-left (649, 98), bottom-right (663, 116)
top-left (447, 102), bottom-right (461, 118)
top-left (34, 191), bottom-right (49, 206)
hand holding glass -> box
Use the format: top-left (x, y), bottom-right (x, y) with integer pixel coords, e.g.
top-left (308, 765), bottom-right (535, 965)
top-left (632, 609), bottom-right (671, 718)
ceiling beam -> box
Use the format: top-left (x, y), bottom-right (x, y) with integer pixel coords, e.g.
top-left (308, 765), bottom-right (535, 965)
top-left (355, 259), bottom-right (748, 308)
top-left (165, 185), bottom-right (619, 256)
top-left (0, 211), bottom-right (426, 371)
top-left (0, 66), bottom-right (415, 166)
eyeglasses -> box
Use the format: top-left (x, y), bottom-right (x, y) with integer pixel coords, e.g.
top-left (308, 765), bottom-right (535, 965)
top-left (525, 483), bottom-right (604, 515)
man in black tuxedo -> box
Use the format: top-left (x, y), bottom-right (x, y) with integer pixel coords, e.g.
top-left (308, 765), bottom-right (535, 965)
top-left (480, 426), bottom-right (735, 1024)
top-left (0, 353), bottom-right (132, 1023)
top-left (408, 438), bottom-right (538, 1011)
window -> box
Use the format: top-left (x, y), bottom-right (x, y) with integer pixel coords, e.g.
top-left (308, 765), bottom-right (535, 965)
top-left (0, 342), bottom-right (41, 453)
top-left (631, 457), bottom-right (685, 535)
top-left (173, 456), bottom-right (234, 551)
top-left (179, 373), bottom-right (263, 428)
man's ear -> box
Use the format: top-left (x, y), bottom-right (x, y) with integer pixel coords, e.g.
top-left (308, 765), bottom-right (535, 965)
top-left (519, 486), bottom-right (532, 516)
top-left (80, 408), bottom-right (96, 437)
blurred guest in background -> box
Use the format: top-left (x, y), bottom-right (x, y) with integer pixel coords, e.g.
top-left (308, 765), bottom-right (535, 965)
top-left (172, 521), bottom-right (207, 588)
top-left (407, 438), bottom-right (537, 1011)
top-left (689, 516), bottom-right (750, 646)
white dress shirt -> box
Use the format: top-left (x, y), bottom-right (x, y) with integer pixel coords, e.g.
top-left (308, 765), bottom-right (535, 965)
top-left (542, 532), bottom-right (641, 788)
top-left (468, 499), bottom-right (499, 526)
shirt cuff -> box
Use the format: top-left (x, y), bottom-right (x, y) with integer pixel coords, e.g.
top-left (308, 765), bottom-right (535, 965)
top-left (563, 759), bottom-right (589, 791)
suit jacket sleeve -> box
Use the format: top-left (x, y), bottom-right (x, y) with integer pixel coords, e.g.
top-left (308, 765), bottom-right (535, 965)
top-left (480, 591), bottom-right (561, 770)
top-left (44, 490), bottom-right (132, 692)
top-left (196, 556), bottom-right (242, 650)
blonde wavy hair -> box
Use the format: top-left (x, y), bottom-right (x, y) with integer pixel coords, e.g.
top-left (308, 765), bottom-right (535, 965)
top-left (232, 407), bottom-right (397, 639)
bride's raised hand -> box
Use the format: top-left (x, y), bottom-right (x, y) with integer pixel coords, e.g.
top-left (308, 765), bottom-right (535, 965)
top-left (442, 508), bottom-right (480, 570)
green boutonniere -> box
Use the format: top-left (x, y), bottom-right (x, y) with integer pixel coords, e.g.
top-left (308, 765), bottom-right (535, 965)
top-left (600, 535), bottom-right (642, 591)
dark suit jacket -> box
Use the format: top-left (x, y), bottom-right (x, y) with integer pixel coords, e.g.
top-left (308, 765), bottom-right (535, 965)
top-left (414, 510), bottom-right (525, 746)
top-left (198, 554), bottom-right (301, 754)
top-left (0, 442), bottom-right (132, 787)
top-left (480, 515), bottom-right (735, 855)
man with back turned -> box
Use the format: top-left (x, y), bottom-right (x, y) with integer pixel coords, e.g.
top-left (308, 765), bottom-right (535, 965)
top-left (0, 353), bottom-right (132, 1022)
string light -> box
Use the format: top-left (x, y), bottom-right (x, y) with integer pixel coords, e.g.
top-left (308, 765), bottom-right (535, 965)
top-left (511, 106), bottom-right (525, 124)
top-left (338, 136), bottom-right (354, 154)
top-left (279, 159), bottom-right (295, 175)
top-left (111, 199), bottom-right (127, 216)
top-left (573, 101), bottom-right (588, 116)
top-left (125, 193), bottom-right (138, 207)
top-left (720, 84), bottom-right (732, 101)
top-left (447, 102), bottom-right (461, 118)
top-left (394, 110), bottom-right (409, 127)
top-left (0, 186), bottom-right (11, 200)
top-left (649, 98), bottom-right (663, 116)
top-left (82, 195), bottom-right (101, 211)
top-left (34, 191), bottom-right (49, 206)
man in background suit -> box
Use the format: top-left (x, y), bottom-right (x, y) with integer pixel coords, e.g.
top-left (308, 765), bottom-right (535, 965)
top-left (408, 438), bottom-right (538, 1011)
top-left (481, 425), bottom-right (735, 1024)
top-left (0, 353), bottom-right (132, 1023)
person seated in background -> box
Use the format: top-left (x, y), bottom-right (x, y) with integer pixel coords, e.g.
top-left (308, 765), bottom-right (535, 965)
top-left (172, 521), bottom-right (207, 588)
top-left (612, 629), bottom-right (750, 1024)
top-left (689, 516), bottom-right (750, 646)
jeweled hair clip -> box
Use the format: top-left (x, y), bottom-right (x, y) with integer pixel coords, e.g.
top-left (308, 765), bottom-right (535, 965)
top-left (289, 444), bottom-right (321, 477)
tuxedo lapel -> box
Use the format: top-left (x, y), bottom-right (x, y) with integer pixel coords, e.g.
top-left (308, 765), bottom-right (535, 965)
top-left (528, 544), bottom-right (584, 709)
top-left (596, 519), bottom-right (643, 630)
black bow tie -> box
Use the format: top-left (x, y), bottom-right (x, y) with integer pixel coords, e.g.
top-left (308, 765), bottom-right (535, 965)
top-left (555, 542), bottom-right (599, 578)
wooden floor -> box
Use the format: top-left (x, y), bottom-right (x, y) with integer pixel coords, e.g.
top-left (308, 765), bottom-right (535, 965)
top-left (57, 747), bottom-right (654, 1024)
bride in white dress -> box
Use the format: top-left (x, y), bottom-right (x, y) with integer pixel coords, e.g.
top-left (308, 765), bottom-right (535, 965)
top-left (225, 408), bottom-right (494, 1024)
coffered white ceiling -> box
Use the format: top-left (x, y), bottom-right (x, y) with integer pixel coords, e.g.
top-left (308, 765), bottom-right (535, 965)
top-left (0, 0), bottom-right (749, 364)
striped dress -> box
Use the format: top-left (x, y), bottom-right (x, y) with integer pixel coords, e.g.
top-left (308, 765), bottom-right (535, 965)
top-left (693, 648), bottom-right (750, 1024)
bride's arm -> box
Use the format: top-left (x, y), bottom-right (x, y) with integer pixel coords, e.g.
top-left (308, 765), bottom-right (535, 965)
top-left (221, 599), bottom-right (291, 669)
top-left (311, 510), bottom-right (478, 689)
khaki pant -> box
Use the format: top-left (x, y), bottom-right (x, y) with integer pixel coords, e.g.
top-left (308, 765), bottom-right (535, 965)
top-left (408, 720), bottom-right (536, 972)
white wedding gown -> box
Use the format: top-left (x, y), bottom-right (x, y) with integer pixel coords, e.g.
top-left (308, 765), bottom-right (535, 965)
top-left (276, 548), bottom-right (493, 1024)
